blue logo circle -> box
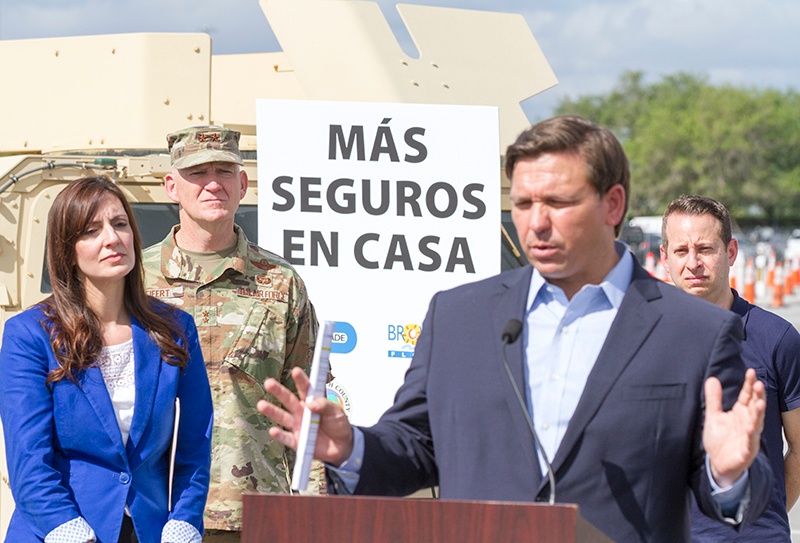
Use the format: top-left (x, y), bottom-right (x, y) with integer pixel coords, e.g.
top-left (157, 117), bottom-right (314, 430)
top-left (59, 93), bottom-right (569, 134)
top-left (331, 321), bottom-right (357, 354)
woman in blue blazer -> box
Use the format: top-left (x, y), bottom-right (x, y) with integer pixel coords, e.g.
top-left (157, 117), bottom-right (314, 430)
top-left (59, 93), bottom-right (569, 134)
top-left (0, 177), bottom-right (213, 543)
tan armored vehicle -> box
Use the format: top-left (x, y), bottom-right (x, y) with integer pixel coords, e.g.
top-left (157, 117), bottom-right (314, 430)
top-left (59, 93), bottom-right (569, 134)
top-left (0, 0), bottom-right (555, 532)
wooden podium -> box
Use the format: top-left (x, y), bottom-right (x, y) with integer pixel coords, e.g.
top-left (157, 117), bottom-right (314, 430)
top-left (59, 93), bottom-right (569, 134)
top-left (242, 494), bottom-right (613, 542)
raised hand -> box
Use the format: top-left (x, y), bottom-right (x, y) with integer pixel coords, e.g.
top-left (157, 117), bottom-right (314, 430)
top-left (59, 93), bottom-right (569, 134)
top-left (703, 368), bottom-right (766, 487)
top-left (257, 366), bottom-right (355, 467)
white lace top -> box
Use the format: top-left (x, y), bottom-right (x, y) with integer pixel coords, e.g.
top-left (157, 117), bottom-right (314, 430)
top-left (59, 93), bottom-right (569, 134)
top-left (96, 339), bottom-right (135, 445)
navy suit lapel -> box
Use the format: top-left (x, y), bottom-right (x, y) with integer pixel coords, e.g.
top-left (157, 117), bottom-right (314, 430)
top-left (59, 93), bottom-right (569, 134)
top-left (543, 264), bottom-right (663, 486)
top-left (494, 266), bottom-right (544, 483)
top-left (126, 315), bottom-right (160, 459)
top-left (78, 366), bottom-right (128, 461)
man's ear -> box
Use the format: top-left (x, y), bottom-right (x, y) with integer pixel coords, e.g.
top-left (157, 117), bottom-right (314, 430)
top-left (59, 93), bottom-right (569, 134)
top-left (164, 171), bottom-right (180, 203)
top-left (604, 184), bottom-right (626, 227)
top-left (239, 168), bottom-right (248, 198)
top-left (660, 245), bottom-right (670, 273)
top-left (727, 237), bottom-right (739, 267)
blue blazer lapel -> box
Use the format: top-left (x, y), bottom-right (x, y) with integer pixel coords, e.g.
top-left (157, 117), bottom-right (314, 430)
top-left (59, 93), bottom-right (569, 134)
top-left (77, 366), bottom-right (128, 461)
top-left (494, 266), bottom-right (544, 482)
top-left (544, 264), bottom-right (663, 486)
top-left (126, 315), bottom-right (161, 458)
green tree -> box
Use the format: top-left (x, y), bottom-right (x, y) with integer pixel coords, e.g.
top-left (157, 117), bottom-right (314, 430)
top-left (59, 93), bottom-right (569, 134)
top-left (556, 72), bottom-right (800, 222)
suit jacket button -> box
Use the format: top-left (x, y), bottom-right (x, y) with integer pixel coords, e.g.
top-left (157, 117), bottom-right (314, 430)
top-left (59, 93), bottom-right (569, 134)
top-left (119, 472), bottom-right (131, 484)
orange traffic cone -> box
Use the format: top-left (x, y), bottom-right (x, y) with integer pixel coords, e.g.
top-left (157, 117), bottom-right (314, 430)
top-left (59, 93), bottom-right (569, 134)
top-left (792, 257), bottom-right (800, 292)
top-left (786, 260), bottom-right (795, 296)
top-left (767, 251), bottom-right (776, 288)
top-left (772, 262), bottom-right (785, 307)
top-left (743, 258), bottom-right (756, 304)
top-left (794, 257), bottom-right (800, 287)
top-left (645, 252), bottom-right (656, 276)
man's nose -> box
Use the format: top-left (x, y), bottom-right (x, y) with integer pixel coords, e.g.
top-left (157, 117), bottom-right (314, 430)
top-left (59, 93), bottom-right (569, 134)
top-left (203, 173), bottom-right (224, 190)
top-left (529, 203), bottom-right (550, 233)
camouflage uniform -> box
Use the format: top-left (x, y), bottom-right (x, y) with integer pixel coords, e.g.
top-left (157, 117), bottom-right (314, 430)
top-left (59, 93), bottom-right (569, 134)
top-left (143, 225), bottom-right (318, 533)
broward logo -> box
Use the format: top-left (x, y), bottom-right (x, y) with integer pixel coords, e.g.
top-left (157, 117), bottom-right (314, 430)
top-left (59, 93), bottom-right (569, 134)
top-left (387, 323), bottom-right (422, 359)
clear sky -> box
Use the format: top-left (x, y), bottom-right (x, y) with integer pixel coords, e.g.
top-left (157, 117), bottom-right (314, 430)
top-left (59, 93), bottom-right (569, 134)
top-left (1, 0), bottom-right (798, 121)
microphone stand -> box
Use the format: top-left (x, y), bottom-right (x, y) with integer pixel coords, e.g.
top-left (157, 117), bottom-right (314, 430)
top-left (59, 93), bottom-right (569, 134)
top-left (501, 320), bottom-right (556, 505)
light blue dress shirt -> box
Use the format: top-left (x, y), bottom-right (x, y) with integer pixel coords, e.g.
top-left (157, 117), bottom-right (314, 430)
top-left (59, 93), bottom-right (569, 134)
top-left (525, 241), bottom-right (631, 471)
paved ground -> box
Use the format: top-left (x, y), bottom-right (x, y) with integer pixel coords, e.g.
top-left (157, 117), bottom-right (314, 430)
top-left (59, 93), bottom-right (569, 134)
top-left (749, 287), bottom-right (800, 542)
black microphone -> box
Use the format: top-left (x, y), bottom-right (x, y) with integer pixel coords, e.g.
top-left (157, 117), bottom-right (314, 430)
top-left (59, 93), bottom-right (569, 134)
top-left (501, 319), bottom-right (523, 344)
top-left (500, 318), bottom-right (556, 505)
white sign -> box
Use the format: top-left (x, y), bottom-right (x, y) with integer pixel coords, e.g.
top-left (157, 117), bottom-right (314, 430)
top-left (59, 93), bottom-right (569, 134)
top-left (257, 99), bottom-right (500, 425)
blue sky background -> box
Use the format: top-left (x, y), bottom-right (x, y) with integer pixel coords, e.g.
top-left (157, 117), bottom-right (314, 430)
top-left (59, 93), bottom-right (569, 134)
top-left (1, 0), bottom-right (798, 121)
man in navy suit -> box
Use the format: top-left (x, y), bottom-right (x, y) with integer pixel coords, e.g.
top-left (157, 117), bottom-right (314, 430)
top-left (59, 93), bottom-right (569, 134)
top-left (258, 116), bottom-right (773, 542)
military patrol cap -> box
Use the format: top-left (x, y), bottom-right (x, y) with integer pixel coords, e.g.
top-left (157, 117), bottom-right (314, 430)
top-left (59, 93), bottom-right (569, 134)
top-left (167, 125), bottom-right (244, 169)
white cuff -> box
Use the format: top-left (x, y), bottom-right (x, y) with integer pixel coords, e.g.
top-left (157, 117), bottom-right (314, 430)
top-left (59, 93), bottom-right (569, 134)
top-left (162, 519), bottom-right (202, 543)
top-left (706, 455), bottom-right (750, 523)
top-left (45, 517), bottom-right (96, 543)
